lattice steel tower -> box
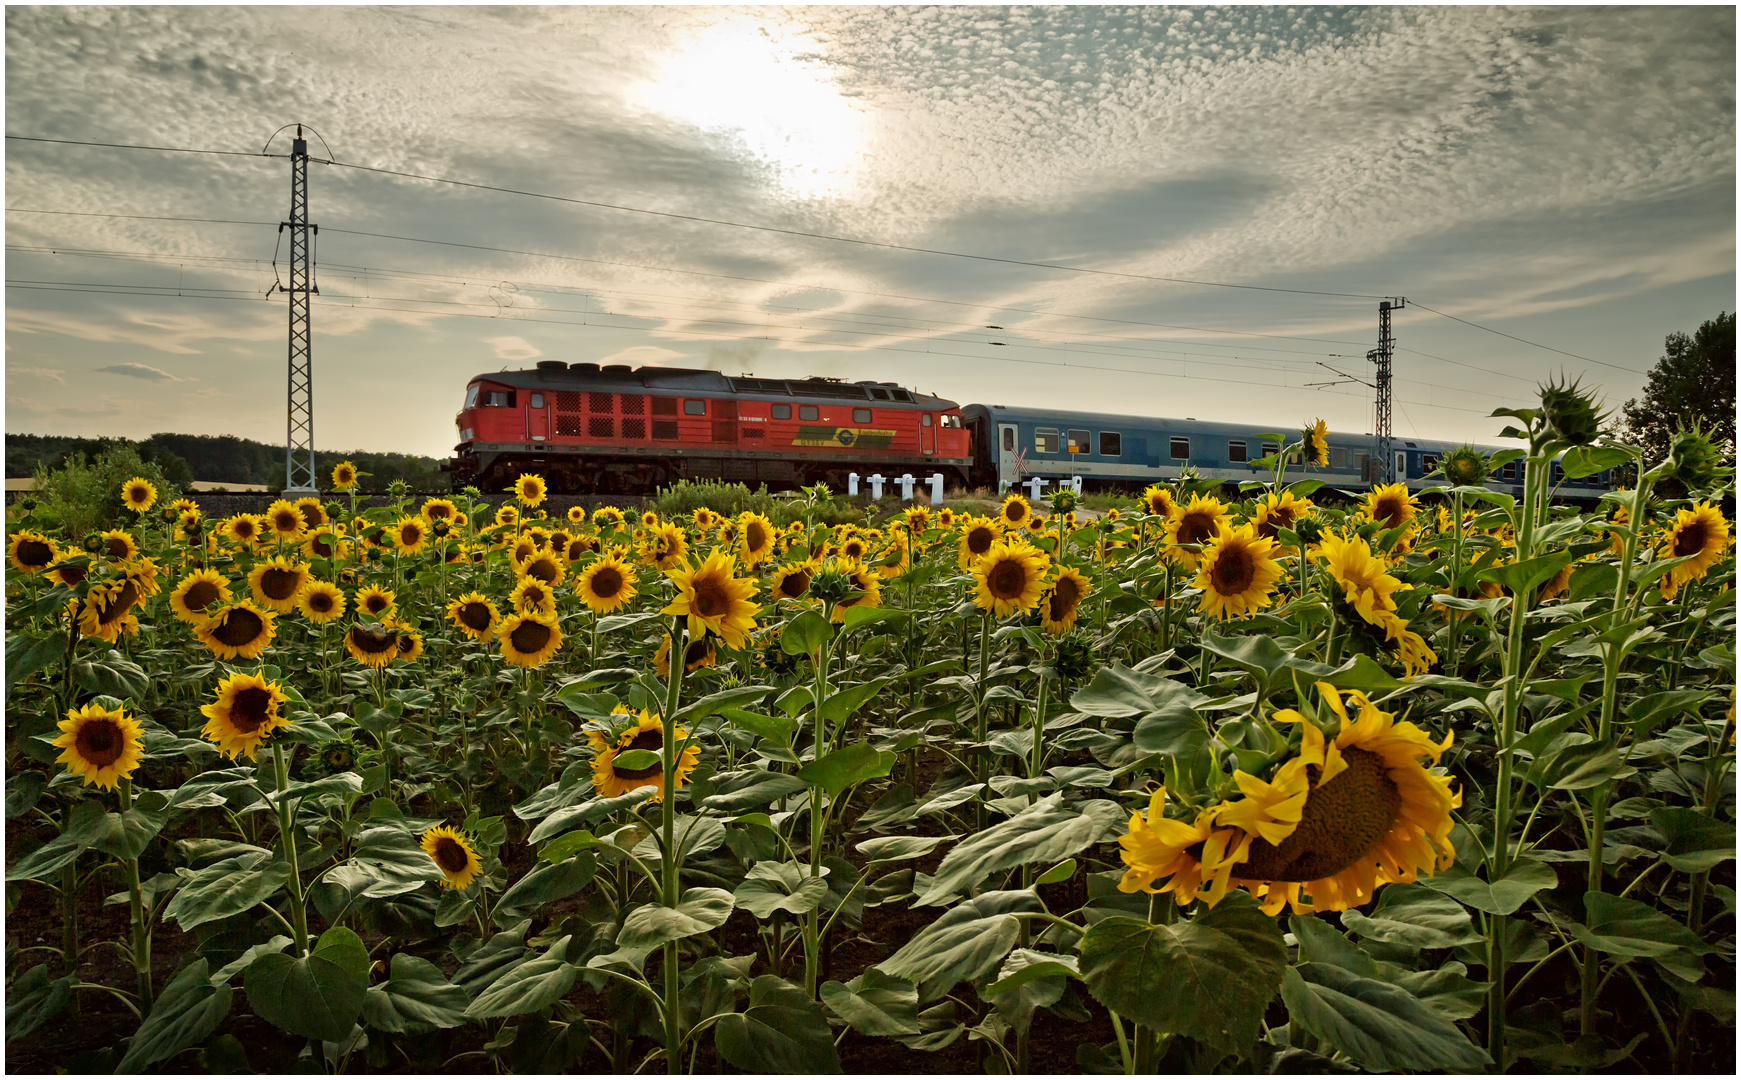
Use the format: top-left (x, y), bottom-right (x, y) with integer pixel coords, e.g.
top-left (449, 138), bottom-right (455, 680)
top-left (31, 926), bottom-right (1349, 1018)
top-left (280, 126), bottom-right (319, 495)
top-left (1367, 297), bottom-right (1404, 484)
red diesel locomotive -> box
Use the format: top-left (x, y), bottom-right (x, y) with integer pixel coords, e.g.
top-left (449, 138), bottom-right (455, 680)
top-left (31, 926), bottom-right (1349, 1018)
top-left (449, 361), bottom-right (972, 494)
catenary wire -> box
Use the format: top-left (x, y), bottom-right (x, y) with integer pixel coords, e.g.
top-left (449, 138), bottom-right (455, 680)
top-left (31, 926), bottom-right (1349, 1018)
top-left (1410, 300), bottom-right (1644, 374)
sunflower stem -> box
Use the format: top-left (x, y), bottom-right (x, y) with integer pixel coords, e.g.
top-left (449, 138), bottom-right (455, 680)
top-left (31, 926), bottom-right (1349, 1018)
top-left (803, 613), bottom-right (834, 1000)
top-left (272, 741), bottom-right (310, 958)
top-left (660, 615), bottom-right (687, 1074)
top-left (61, 858), bottom-right (80, 990)
top-left (974, 612), bottom-right (992, 834)
top-left (117, 778), bottom-right (153, 1012)
top-left (1447, 489), bottom-right (1464, 679)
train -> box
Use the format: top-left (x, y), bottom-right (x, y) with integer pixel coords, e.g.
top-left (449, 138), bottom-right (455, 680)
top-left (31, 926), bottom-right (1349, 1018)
top-left (447, 361), bottom-right (1616, 500)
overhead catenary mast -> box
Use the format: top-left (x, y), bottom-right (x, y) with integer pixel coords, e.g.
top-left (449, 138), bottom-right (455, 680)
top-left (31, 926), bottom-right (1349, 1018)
top-left (1367, 297), bottom-right (1404, 484)
top-left (279, 125), bottom-right (318, 495)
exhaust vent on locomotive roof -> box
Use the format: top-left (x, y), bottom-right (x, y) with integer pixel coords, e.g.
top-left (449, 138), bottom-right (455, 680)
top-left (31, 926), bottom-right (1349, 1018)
top-left (536, 360), bottom-right (567, 372)
top-left (570, 362), bottom-right (601, 374)
top-left (602, 364), bottom-right (634, 375)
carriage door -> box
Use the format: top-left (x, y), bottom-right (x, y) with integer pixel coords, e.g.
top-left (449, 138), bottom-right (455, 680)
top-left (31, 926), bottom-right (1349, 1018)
top-left (1394, 450), bottom-right (1408, 483)
top-left (997, 423), bottom-right (1020, 487)
top-left (527, 392), bottom-right (549, 442)
top-left (921, 413), bottom-right (936, 454)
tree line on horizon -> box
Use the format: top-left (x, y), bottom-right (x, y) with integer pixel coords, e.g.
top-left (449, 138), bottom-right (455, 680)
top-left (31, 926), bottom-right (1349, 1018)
top-left (4, 432), bottom-right (448, 492)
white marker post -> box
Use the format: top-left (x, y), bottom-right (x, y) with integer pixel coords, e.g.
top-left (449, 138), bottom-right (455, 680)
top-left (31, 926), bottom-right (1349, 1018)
top-left (898, 474), bottom-right (916, 501)
top-left (928, 473), bottom-right (944, 506)
top-left (847, 472), bottom-right (859, 497)
top-left (868, 474), bottom-right (886, 500)
top-left (1025, 477), bottom-right (1048, 503)
top-left (1070, 476), bottom-right (1083, 495)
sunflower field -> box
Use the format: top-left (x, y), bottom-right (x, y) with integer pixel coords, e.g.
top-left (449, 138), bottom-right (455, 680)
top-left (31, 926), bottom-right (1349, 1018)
top-left (4, 395), bottom-right (1734, 1074)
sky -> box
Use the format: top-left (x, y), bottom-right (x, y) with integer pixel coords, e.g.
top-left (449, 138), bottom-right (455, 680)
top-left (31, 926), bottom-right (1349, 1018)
top-left (5, 4), bottom-right (1734, 462)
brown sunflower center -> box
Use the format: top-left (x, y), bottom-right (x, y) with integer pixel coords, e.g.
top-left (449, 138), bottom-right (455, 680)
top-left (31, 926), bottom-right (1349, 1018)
top-left (16, 539), bottom-right (54, 568)
top-left (510, 619), bottom-right (552, 654)
top-left (591, 567), bottom-right (624, 599)
top-left (691, 575), bottom-right (731, 618)
top-left (1006, 503), bottom-right (1027, 523)
top-left (211, 607), bottom-right (266, 646)
top-left (1209, 543), bottom-right (1257, 596)
top-left (306, 590), bottom-right (335, 613)
top-left (364, 595), bottom-right (389, 615)
top-left (426, 504), bottom-right (452, 521)
top-left (526, 557), bottom-right (559, 584)
top-left (1256, 506), bottom-right (1296, 540)
top-left (432, 836), bottom-right (471, 873)
top-left (261, 567), bottom-right (302, 601)
top-left (1373, 498), bottom-right (1408, 530)
top-left (987, 559), bottom-right (1030, 600)
top-left (95, 581), bottom-right (141, 625)
top-left (400, 524), bottom-right (422, 546)
top-left (301, 505), bottom-right (327, 527)
top-left (1674, 521), bottom-right (1710, 558)
top-left (843, 541), bottom-right (864, 559)
top-left (460, 602), bottom-right (493, 632)
top-left (776, 569), bottom-right (811, 599)
top-left (1237, 747), bottom-right (1401, 882)
top-left (1177, 512), bottom-right (1216, 547)
top-left (104, 537), bottom-right (132, 559)
top-left (75, 718), bottom-right (125, 766)
top-left (349, 625), bottom-right (399, 654)
top-left (747, 522), bottom-right (768, 551)
top-left (1049, 576), bottom-right (1084, 621)
top-left (967, 527), bottom-right (994, 556)
top-left (684, 639), bottom-right (712, 668)
top-left (229, 686), bottom-right (275, 733)
top-left (183, 580), bottom-right (221, 611)
top-left (613, 726), bottom-right (665, 780)
top-left (520, 585), bottom-right (548, 607)
top-left (274, 511), bottom-right (301, 533)
top-left (57, 564), bottom-right (89, 586)
top-left (127, 486), bottom-right (150, 505)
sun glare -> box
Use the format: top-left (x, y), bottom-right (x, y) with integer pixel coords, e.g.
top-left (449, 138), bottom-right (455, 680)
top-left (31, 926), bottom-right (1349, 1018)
top-left (632, 20), bottom-right (868, 199)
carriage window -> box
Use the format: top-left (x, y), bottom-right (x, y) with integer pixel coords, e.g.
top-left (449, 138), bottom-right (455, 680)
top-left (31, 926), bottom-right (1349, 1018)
top-left (1422, 454), bottom-right (1439, 474)
top-left (1228, 441), bottom-right (1248, 463)
top-left (799, 405), bottom-right (819, 421)
top-left (1099, 431), bottom-right (1121, 456)
top-left (853, 408), bottom-right (873, 424)
top-left (1035, 428), bottom-right (1059, 454)
top-left (530, 393), bottom-right (544, 409)
top-left (1066, 429), bottom-right (1091, 454)
top-left (1002, 427), bottom-right (1015, 451)
top-left (1501, 461), bottom-right (1518, 480)
top-left (1170, 437), bottom-right (1190, 460)
top-left (1262, 442), bottom-right (1280, 459)
top-left (771, 404), bottom-right (792, 420)
top-left (1551, 462), bottom-right (1564, 484)
top-left (485, 390), bottom-right (514, 408)
top-left (684, 399), bottom-right (707, 416)
top-left (465, 385), bottom-right (479, 409)
top-left (1331, 446), bottom-right (1348, 469)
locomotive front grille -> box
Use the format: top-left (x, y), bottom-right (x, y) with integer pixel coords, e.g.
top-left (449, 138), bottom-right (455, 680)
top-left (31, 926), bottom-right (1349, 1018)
top-left (652, 420), bottom-right (679, 440)
top-left (556, 391), bottom-right (583, 413)
top-left (589, 392), bottom-right (614, 413)
top-left (620, 395), bottom-right (646, 416)
top-left (622, 418), bottom-right (647, 439)
top-left (589, 417), bottom-right (614, 438)
top-left (556, 415), bottom-right (584, 437)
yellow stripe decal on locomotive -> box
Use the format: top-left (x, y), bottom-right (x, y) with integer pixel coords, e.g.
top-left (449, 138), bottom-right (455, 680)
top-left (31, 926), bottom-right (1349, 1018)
top-left (791, 426), bottom-right (897, 449)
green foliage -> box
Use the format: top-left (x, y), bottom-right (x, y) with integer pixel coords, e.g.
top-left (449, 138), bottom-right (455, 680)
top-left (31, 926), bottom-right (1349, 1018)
top-left (28, 441), bottom-right (180, 536)
top-left (1621, 312), bottom-right (1736, 475)
top-left (8, 430), bottom-right (447, 492)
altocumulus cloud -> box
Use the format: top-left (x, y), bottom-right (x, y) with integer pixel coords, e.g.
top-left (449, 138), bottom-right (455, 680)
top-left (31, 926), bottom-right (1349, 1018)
top-left (96, 363), bottom-right (181, 382)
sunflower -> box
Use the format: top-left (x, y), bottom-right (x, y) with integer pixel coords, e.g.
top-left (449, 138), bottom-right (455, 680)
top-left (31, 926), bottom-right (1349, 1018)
top-left (8, 530), bottom-right (59, 574)
top-left (512, 473), bottom-right (547, 506)
top-left (344, 622), bottom-right (404, 669)
top-left (517, 550), bottom-right (567, 587)
top-left (301, 526), bottom-right (350, 562)
top-left (1040, 565), bottom-right (1091, 634)
top-left (1115, 787), bottom-right (1246, 907)
top-left (1195, 525), bottom-right (1285, 621)
top-left (999, 493), bottom-right (1033, 530)
top-left (903, 505), bottom-right (931, 534)
top-left (100, 529), bottom-right (139, 563)
top-left (1219, 683), bottom-right (1460, 915)
top-left (564, 535), bottom-right (599, 561)
top-left (1301, 419), bottom-right (1330, 467)
top-left (593, 506), bottom-right (627, 531)
top-left (832, 560), bottom-right (884, 623)
top-left (77, 577), bottom-right (145, 642)
top-left (352, 585), bottom-right (395, 621)
top-left (47, 559), bottom-right (89, 589)
top-left (1363, 483), bottom-right (1419, 532)
top-left (564, 505), bottom-right (587, 525)
top-left (739, 513), bottom-right (777, 569)
top-left (954, 515), bottom-right (1001, 569)
top-left (655, 633), bottom-right (718, 678)
top-left (640, 522), bottom-right (688, 571)
top-left (224, 513), bottom-right (265, 550)
top-left (120, 476), bottom-right (157, 513)
top-left (509, 576), bottom-right (557, 615)
top-left (838, 534), bottom-right (869, 562)
top-left (421, 497), bottom-right (459, 523)
top-left (577, 553), bottom-right (638, 613)
top-left (664, 549), bottom-right (760, 649)
top-left (973, 539), bottom-right (1050, 617)
top-left (292, 498), bottom-right (327, 531)
top-left (1164, 494), bottom-right (1232, 569)
top-left (445, 592), bottom-right (500, 642)
top-left (588, 708), bottom-right (700, 802)
top-left (872, 538), bottom-right (911, 581)
top-left (1141, 484), bottom-right (1176, 518)
top-left (298, 580), bottom-right (347, 624)
top-left (331, 461), bottom-right (360, 491)
top-left (1374, 611), bottom-right (1437, 677)
top-left (195, 600), bottom-right (278, 660)
top-left (691, 507), bottom-right (719, 532)
top-left (1316, 531), bottom-right (1408, 623)
top-left (389, 515), bottom-right (427, 556)
top-left (494, 504), bottom-right (521, 529)
top-left (199, 671), bottom-right (292, 760)
top-left (498, 610), bottom-right (564, 668)
top-left (395, 625), bottom-right (425, 664)
top-left (263, 499), bottom-right (307, 543)
top-left (53, 703), bottom-right (144, 791)
top-left (170, 568), bottom-right (233, 624)
top-left (247, 555), bottom-right (312, 613)
top-left (769, 560), bottom-right (815, 602)
top-left (420, 826), bottom-right (483, 890)
top-left (1250, 491), bottom-right (1314, 542)
top-left (1659, 501), bottom-right (1731, 596)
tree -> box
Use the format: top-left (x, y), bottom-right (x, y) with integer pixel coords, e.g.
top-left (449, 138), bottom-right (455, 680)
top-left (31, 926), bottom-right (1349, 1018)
top-left (1620, 312), bottom-right (1736, 467)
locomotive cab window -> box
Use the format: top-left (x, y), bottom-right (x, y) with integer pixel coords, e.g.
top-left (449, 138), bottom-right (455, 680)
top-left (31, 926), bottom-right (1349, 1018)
top-left (1170, 437), bottom-right (1190, 460)
top-left (1066, 429), bottom-right (1090, 454)
top-left (921, 413), bottom-right (933, 426)
top-left (485, 390), bottom-right (515, 408)
top-left (853, 408), bottom-right (873, 424)
top-left (1034, 428), bottom-right (1059, 454)
top-left (942, 414), bottom-right (962, 429)
top-left (799, 405), bottom-right (820, 421)
top-left (684, 399), bottom-right (707, 416)
top-left (1228, 440), bottom-right (1248, 463)
top-left (464, 385), bottom-right (479, 409)
top-left (1099, 431), bottom-right (1121, 456)
top-left (530, 393), bottom-right (544, 409)
top-left (771, 404), bottom-right (792, 420)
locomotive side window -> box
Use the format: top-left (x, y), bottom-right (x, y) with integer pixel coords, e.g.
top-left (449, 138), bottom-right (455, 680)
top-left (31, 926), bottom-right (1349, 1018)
top-left (1228, 440), bottom-right (1248, 463)
top-left (1170, 437), bottom-right (1189, 460)
top-left (530, 393), bottom-right (545, 409)
top-left (1066, 429), bottom-right (1090, 454)
top-left (772, 404), bottom-right (792, 420)
top-left (920, 413), bottom-right (933, 426)
top-left (465, 385), bottom-right (480, 409)
top-left (799, 405), bottom-right (819, 421)
top-left (485, 390), bottom-right (515, 408)
top-left (1001, 427), bottom-right (1015, 451)
top-left (1034, 428), bottom-right (1059, 454)
top-left (853, 408), bottom-right (873, 424)
top-left (1099, 431), bottom-right (1120, 456)
top-left (684, 399), bottom-right (707, 416)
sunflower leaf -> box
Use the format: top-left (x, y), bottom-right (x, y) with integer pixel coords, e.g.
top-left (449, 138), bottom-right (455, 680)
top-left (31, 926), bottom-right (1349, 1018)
top-left (821, 969), bottom-right (921, 1037)
top-left (464, 936), bottom-right (579, 1020)
top-left (243, 927), bottom-right (370, 1043)
top-left (496, 853), bottom-right (596, 913)
top-left (780, 609), bottom-right (835, 655)
top-left (361, 953), bottom-right (468, 1034)
top-left (715, 974), bottom-right (842, 1074)
top-left (1418, 857), bottom-right (1558, 915)
top-left (616, 888), bottom-right (735, 949)
top-left (5, 798), bottom-right (107, 882)
top-left (1340, 883), bottom-right (1483, 949)
top-left (1282, 963), bottom-right (1491, 1072)
top-left (4, 963), bottom-right (74, 1043)
top-left (916, 795), bottom-right (1122, 906)
top-left (115, 959), bottom-right (234, 1073)
top-left (875, 889), bottom-right (1043, 1002)
top-left (798, 743), bottom-right (895, 798)
top-left (165, 851), bottom-right (291, 931)
top-left (733, 860), bottom-right (831, 919)
top-left (609, 749), bottom-right (661, 772)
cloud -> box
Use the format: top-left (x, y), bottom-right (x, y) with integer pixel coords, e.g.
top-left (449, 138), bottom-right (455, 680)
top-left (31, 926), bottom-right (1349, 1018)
top-left (485, 336), bottom-right (542, 362)
top-left (597, 345), bottom-right (689, 368)
top-left (96, 362), bottom-right (181, 382)
top-left (9, 366), bottom-right (66, 385)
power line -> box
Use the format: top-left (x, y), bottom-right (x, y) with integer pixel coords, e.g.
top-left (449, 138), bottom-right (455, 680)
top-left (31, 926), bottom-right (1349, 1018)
top-left (5, 134), bottom-right (281, 160)
top-left (1411, 300), bottom-right (1645, 374)
top-left (5, 208), bottom-right (277, 228)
